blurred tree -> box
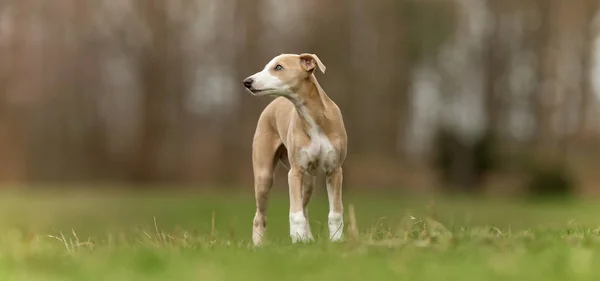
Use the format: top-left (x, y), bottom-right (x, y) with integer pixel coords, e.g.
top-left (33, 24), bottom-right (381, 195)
top-left (131, 0), bottom-right (187, 183)
top-left (532, 0), bottom-right (558, 149)
top-left (0, 0), bottom-right (599, 193)
top-left (578, 0), bottom-right (600, 143)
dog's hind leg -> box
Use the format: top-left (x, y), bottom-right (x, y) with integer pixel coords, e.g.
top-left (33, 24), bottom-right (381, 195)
top-left (302, 175), bottom-right (316, 240)
top-left (326, 167), bottom-right (344, 242)
top-left (251, 133), bottom-right (281, 246)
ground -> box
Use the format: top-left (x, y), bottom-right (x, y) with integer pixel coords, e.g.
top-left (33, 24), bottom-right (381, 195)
top-left (0, 187), bottom-right (600, 280)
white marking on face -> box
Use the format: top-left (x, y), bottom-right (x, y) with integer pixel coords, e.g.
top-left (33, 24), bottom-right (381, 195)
top-left (248, 55), bottom-right (291, 96)
top-left (289, 211), bottom-right (310, 243)
top-left (328, 212), bottom-right (344, 241)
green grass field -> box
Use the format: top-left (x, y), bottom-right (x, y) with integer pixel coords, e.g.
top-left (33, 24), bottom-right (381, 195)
top-left (1, 188), bottom-right (600, 281)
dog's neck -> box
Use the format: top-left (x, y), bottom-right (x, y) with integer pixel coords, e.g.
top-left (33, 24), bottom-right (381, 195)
top-left (287, 74), bottom-right (331, 137)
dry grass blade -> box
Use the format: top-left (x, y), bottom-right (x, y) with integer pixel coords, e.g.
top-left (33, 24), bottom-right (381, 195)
top-left (137, 225), bottom-right (154, 241)
top-left (60, 231), bottom-right (72, 252)
top-left (154, 216), bottom-right (162, 243)
top-left (210, 211), bottom-right (216, 242)
top-left (348, 204), bottom-right (360, 242)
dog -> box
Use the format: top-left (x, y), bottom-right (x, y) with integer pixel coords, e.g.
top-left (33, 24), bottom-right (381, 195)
top-left (243, 53), bottom-right (348, 246)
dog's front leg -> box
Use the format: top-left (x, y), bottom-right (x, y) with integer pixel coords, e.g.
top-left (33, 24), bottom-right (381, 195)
top-left (288, 168), bottom-right (311, 243)
top-left (326, 167), bottom-right (344, 242)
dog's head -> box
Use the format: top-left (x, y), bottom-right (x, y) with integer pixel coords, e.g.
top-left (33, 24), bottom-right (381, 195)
top-left (243, 53), bottom-right (326, 97)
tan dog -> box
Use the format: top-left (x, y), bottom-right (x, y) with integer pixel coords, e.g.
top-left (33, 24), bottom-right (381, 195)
top-left (243, 53), bottom-right (348, 246)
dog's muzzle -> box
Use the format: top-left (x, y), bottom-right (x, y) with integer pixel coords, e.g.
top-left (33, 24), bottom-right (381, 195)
top-left (243, 78), bottom-right (254, 89)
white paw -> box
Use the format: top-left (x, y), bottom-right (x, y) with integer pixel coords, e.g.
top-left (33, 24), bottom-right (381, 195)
top-left (253, 213), bottom-right (267, 246)
top-left (252, 229), bottom-right (265, 246)
top-left (328, 212), bottom-right (344, 242)
top-left (290, 212), bottom-right (311, 243)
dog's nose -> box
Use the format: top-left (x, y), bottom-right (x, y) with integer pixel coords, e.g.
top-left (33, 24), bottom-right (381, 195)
top-left (243, 78), bottom-right (254, 89)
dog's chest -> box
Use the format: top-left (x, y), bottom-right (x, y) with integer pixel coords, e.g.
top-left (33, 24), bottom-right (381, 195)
top-left (299, 133), bottom-right (337, 174)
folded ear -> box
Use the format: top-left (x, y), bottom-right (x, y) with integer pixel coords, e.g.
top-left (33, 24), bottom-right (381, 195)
top-left (299, 53), bottom-right (326, 74)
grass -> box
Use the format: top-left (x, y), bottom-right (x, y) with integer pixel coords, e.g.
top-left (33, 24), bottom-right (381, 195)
top-left (1, 188), bottom-right (600, 280)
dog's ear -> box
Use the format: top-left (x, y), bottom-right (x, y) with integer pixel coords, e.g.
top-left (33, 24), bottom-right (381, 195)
top-left (299, 53), bottom-right (326, 74)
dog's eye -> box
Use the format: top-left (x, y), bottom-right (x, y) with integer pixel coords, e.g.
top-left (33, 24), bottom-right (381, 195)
top-left (274, 64), bottom-right (283, 71)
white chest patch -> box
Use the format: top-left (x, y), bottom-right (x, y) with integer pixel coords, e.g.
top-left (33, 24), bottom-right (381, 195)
top-left (299, 133), bottom-right (336, 174)
top-left (295, 105), bottom-right (337, 174)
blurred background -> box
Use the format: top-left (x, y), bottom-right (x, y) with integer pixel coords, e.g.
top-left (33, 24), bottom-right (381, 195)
top-left (0, 0), bottom-right (599, 198)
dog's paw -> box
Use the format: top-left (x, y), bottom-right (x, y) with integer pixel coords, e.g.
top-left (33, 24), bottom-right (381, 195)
top-left (328, 212), bottom-right (344, 242)
top-left (290, 212), bottom-right (312, 243)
